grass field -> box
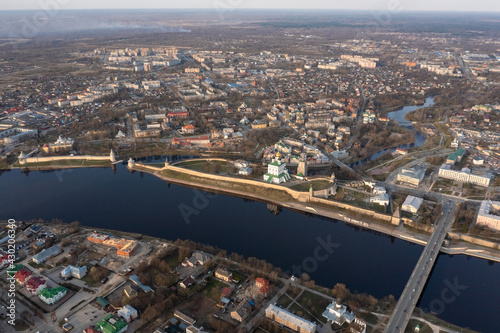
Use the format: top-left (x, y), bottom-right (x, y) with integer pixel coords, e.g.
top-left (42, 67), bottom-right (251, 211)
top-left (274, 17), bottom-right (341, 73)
top-left (160, 169), bottom-right (294, 202)
top-left (295, 290), bottom-right (330, 323)
top-left (289, 180), bottom-right (332, 192)
top-left (276, 294), bottom-right (294, 308)
top-left (176, 159), bottom-right (231, 174)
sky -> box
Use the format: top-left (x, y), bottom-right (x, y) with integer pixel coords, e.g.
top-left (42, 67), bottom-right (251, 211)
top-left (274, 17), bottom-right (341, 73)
top-left (1, 0), bottom-right (499, 12)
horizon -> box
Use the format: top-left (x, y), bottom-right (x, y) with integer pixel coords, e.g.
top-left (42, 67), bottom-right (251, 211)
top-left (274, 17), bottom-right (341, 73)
top-left (1, 0), bottom-right (500, 13)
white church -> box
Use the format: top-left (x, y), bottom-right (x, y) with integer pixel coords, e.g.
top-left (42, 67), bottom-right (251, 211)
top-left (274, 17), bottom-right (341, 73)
top-left (263, 152), bottom-right (291, 184)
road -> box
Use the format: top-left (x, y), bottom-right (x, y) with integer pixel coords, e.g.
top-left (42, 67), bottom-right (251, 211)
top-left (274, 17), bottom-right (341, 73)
top-left (384, 200), bottom-right (457, 333)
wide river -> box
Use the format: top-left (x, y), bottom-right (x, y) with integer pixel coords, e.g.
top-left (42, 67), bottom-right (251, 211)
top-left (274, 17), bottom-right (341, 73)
top-left (0, 164), bottom-right (498, 332)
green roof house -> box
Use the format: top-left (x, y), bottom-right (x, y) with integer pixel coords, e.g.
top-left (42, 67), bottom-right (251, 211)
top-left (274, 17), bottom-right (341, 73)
top-left (38, 286), bottom-right (68, 305)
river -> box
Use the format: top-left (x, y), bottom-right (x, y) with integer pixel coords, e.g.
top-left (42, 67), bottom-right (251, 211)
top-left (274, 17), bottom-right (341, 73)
top-left (0, 163), bottom-right (498, 332)
top-left (351, 96), bottom-right (435, 166)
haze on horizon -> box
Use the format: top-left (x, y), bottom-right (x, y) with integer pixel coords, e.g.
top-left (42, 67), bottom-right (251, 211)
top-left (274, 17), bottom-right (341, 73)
top-left (1, 0), bottom-right (499, 12)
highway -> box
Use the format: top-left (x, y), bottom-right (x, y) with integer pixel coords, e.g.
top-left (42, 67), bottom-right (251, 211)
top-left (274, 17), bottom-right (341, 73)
top-left (384, 200), bottom-right (457, 333)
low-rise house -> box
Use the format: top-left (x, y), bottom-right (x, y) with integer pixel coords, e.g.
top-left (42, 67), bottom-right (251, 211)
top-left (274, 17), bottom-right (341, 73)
top-left (231, 301), bottom-right (252, 322)
top-left (32, 245), bottom-right (61, 264)
top-left (14, 269), bottom-right (32, 285)
top-left (180, 276), bottom-right (195, 289)
top-left (61, 265), bottom-right (87, 279)
top-left (25, 276), bottom-right (47, 295)
top-left (255, 277), bottom-right (270, 297)
top-left (215, 268), bottom-right (233, 282)
top-left (38, 286), bottom-right (68, 305)
top-left (118, 304), bottom-right (138, 323)
top-left (182, 251), bottom-right (210, 267)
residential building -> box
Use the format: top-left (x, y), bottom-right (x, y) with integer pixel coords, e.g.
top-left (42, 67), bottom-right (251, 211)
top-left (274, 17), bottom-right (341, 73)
top-left (215, 268), bottom-right (233, 282)
top-left (182, 251), bottom-right (210, 267)
top-left (322, 300), bottom-right (356, 326)
top-left (255, 277), bottom-right (270, 296)
top-left (180, 276), bottom-right (195, 289)
top-left (263, 152), bottom-right (291, 184)
top-left (26, 276), bottom-right (47, 295)
top-left (129, 275), bottom-right (153, 293)
top-left (402, 196), bottom-right (424, 214)
top-left (61, 265), bottom-right (87, 279)
top-left (396, 167), bottom-right (425, 186)
top-left (118, 304), bottom-right (138, 323)
top-left (32, 245), bottom-right (61, 264)
top-left (438, 164), bottom-right (491, 187)
top-left (14, 269), bottom-right (33, 285)
top-left (265, 304), bottom-right (317, 333)
top-left (38, 286), bottom-right (68, 305)
top-left (476, 200), bottom-right (500, 230)
top-left (95, 314), bottom-right (128, 333)
top-left (231, 301), bottom-right (252, 322)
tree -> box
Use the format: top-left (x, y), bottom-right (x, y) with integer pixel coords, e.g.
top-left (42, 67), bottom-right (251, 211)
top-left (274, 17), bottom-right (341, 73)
top-left (332, 283), bottom-right (350, 300)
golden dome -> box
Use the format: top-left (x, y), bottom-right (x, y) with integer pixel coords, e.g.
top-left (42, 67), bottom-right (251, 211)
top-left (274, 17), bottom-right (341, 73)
top-left (276, 152), bottom-right (281, 158)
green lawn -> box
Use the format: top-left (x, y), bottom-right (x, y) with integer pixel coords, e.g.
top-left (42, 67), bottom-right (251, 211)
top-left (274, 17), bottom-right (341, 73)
top-left (231, 271), bottom-right (248, 284)
top-left (160, 169), bottom-right (294, 202)
top-left (359, 312), bottom-right (379, 325)
top-left (276, 294), bottom-right (294, 308)
top-left (288, 302), bottom-right (318, 323)
top-left (175, 159), bottom-right (231, 174)
top-left (203, 277), bottom-right (229, 301)
top-left (290, 180), bottom-right (332, 192)
top-left (295, 290), bottom-right (330, 323)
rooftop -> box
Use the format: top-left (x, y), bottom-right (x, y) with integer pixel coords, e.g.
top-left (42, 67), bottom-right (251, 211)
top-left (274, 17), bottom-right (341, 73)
top-left (266, 304), bottom-right (316, 332)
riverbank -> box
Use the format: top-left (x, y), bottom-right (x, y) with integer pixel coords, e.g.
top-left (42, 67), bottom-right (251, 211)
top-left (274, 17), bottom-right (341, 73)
top-left (132, 163), bottom-right (500, 264)
top-left (5, 152), bottom-right (500, 264)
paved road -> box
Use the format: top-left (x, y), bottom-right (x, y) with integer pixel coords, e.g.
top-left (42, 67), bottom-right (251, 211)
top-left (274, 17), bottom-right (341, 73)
top-left (384, 200), bottom-right (457, 333)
